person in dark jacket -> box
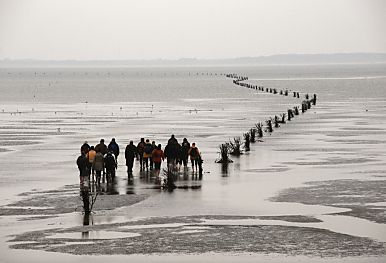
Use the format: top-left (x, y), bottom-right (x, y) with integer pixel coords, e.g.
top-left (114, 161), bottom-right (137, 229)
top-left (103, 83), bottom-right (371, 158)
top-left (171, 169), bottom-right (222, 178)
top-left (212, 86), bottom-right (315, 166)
top-left (143, 139), bottom-right (153, 171)
top-left (164, 139), bottom-right (179, 170)
top-left (137, 138), bottom-right (146, 170)
top-left (188, 143), bottom-right (200, 171)
top-left (104, 151), bottom-right (117, 182)
top-left (108, 138), bottom-right (120, 164)
top-left (150, 141), bottom-right (157, 169)
top-left (95, 139), bottom-right (108, 155)
top-left (167, 134), bottom-right (178, 145)
top-left (80, 141), bottom-right (90, 155)
top-left (125, 141), bottom-right (137, 176)
top-left (77, 150), bottom-right (88, 185)
top-left (180, 138), bottom-right (190, 167)
top-left (151, 144), bottom-right (164, 175)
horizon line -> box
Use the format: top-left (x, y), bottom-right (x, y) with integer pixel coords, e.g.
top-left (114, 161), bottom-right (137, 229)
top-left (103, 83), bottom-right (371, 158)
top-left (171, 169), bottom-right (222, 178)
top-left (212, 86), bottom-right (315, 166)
top-left (2, 52), bottom-right (386, 62)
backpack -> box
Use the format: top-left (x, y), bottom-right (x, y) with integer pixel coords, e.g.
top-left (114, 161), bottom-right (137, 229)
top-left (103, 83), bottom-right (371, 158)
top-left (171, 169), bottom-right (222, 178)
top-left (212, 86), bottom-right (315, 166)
top-left (105, 153), bottom-right (116, 168)
top-left (137, 142), bottom-right (145, 153)
top-left (144, 144), bottom-right (152, 154)
top-left (190, 147), bottom-right (198, 158)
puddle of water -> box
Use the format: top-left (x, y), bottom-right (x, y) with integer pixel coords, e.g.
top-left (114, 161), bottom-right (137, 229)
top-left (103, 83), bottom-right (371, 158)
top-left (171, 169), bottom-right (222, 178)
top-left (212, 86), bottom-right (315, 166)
top-left (48, 231), bottom-right (140, 240)
top-left (120, 223), bottom-right (187, 230)
top-left (201, 215), bottom-right (386, 243)
top-left (173, 230), bottom-right (206, 234)
top-left (316, 215), bottom-right (386, 242)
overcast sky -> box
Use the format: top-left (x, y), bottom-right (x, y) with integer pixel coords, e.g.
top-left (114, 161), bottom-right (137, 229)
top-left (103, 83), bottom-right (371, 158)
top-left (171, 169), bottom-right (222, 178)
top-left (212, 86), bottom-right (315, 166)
top-left (0, 0), bottom-right (385, 60)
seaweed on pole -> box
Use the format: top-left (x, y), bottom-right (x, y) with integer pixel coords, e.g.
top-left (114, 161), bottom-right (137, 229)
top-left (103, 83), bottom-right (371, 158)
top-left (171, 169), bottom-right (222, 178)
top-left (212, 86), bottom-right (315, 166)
top-left (307, 100), bottom-right (312, 109)
top-left (287, 109), bottom-right (293, 121)
top-left (216, 143), bottom-right (233, 163)
top-left (312, 94), bottom-right (317, 105)
top-left (255, 123), bottom-right (264, 138)
top-left (79, 183), bottom-right (99, 215)
top-left (265, 119), bottom-right (273, 133)
top-left (301, 101), bottom-right (308, 113)
top-left (244, 132), bottom-right (250, 152)
top-left (250, 128), bottom-right (256, 143)
top-left (280, 113), bottom-right (287, 124)
top-left (274, 115), bottom-right (280, 128)
top-left (294, 106), bottom-right (299, 115)
top-left (229, 137), bottom-right (243, 156)
top-left (160, 169), bottom-right (177, 191)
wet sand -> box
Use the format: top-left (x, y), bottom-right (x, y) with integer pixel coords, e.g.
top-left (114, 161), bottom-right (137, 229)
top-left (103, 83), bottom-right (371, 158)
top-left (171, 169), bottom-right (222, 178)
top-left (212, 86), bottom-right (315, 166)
top-left (0, 66), bottom-right (386, 262)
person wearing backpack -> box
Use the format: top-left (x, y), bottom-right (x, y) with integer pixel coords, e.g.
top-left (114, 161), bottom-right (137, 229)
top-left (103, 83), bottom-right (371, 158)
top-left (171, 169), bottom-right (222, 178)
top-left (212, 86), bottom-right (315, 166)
top-left (181, 138), bottom-right (190, 168)
top-left (188, 143), bottom-right (200, 171)
top-left (95, 139), bottom-right (108, 155)
top-left (151, 144), bottom-right (165, 175)
top-left (137, 138), bottom-right (146, 170)
top-left (93, 151), bottom-right (104, 185)
top-left (80, 141), bottom-right (90, 155)
top-left (86, 146), bottom-right (96, 182)
top-left (77, 149), bottom-right (88, 185)
top-left (104, 151), bottom-right (117, 182)
top-left (143, 139), bottom-right (153, 171)
top-left (164, 139), bottom-right (179, 171)
top-left (149, 141), bottom-right (157, 170)
top-left (108, 138), bottom-right (120, 164)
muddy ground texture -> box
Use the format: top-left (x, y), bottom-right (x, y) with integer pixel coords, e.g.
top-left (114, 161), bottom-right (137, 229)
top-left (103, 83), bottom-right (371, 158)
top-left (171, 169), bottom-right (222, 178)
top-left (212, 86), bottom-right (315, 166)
top-left (0, 184), bottom-right (148, 218)
top-left (3, 179), bottom-right (386, 257)
top-left (271, 179), bottom-right (386, 224)
top-left (8, 215), bottom-right (386, 257)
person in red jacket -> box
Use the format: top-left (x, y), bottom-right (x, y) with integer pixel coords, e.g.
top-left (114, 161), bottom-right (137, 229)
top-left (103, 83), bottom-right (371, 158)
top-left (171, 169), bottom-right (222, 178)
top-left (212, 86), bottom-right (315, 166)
top-left (151, 144), bottom-right (165, 175)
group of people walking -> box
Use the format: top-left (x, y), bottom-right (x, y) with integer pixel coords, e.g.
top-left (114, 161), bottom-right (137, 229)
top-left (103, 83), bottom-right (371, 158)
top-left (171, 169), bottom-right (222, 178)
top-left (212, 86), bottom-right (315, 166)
top-left (76, 135), bottom-right (203, 185)
top-left (77, 138), bottom-right (119, 185)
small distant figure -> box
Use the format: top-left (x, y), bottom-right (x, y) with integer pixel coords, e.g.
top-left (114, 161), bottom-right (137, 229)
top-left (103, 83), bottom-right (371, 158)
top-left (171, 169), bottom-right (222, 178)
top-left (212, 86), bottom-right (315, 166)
top-left (150, 141), bottom-right (157, 169)
top-left (95, 139), bottom-right (108, 155)
top-left (76, 149), bottom-right (88, 185)
top-left (164, 135), bottom-right (179, 171)
top-left (57, 128), bottom-right (61, 133)
top-left (125, 141), bottom-right (137, 176)
top-left (188, 143), bottom-right (200, 171)
top-left (108, 138), bottom-right (120, 164)
top-left (152, 144), bottom-right (165, 175)
top-left (143, 139), bottom-right (153, 171)
top-left (167, 134), bottom-right (178, 145)
top-left (80, 141), bottom-right (90, 155)
top-left (104, 151), bottom-right (117, 182)
top-left (175, 141), bottom-right (182, 169)
top-left (137, 138), bottom-right (146, 170)
top-left (86, 146), bottom-right (96, 181)
top-left (93, 151), bottom-right (104, 185)
top-left (180, 138), bottom-right (190, 168)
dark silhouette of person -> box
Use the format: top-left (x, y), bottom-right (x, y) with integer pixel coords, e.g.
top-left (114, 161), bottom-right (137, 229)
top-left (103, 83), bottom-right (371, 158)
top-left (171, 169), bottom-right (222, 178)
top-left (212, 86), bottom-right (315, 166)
top-left (81, 141), bottom-right (90, 155)
top-left (95, 139), bottom-right (108, 155)
top-left (125, 141), bottom-right (137, 176)
top-left (137, 138), bottom-right (146, 170)
top-left (77, 149), bottom-right (88, 185)
top-left (104, 151), bottom-right (117, 182)
top-left (108, 138), bottom-right (120, 162)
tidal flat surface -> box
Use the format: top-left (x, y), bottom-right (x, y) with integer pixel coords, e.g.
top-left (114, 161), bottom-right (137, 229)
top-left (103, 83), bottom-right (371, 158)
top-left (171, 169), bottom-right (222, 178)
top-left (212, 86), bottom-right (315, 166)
top-left (0, 64), bottom-right (386, 262)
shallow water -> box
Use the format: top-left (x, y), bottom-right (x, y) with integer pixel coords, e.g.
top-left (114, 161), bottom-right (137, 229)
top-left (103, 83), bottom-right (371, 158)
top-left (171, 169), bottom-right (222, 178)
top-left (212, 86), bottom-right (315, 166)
top-left (1, 64), bottom-right (386, 261)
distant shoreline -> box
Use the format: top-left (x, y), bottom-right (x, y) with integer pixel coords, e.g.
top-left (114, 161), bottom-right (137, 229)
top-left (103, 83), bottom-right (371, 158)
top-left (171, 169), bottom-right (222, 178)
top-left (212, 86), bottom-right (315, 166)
top-left (1, 53), bottom-right (386, 68)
